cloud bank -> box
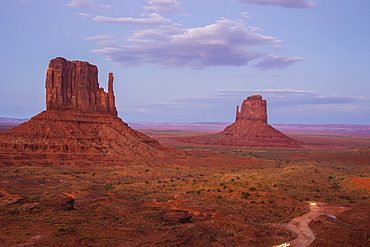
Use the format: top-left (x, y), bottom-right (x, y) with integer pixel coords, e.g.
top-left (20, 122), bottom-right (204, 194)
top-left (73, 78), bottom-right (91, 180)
top-left (66, 0), bottom-right (94, 9)
top-left (144, 0), bottom-right (181, 14)
top-left (89, 18), bottom-right (303, 69)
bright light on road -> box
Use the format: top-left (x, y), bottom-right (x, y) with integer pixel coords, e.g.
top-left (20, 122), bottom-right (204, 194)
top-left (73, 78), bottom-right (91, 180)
top-left (310, 202), bottom-right (317, 206)
top-left (275, 243), bottom-right (291, 247)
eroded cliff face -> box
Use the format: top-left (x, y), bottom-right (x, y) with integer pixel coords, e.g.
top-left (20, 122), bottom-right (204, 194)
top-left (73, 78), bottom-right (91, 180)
top-left (235, 95), bottom-right (267, 123)
top-left (45, 57), bottom-right (117, 116)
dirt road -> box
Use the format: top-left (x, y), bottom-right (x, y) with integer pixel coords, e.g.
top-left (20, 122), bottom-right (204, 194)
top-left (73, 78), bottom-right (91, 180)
top-left (275, 202), bottom-right (350, 247)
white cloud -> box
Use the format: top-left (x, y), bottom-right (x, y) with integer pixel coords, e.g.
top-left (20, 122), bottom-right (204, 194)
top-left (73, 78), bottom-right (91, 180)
top-left (93, 13), bottom-right (172, 26)
top-left (233, 0), bottom-right (316, 9)
top-left (240, 12), bottom-right (253, 18)
top-left (66, 0), bottom-right (94, 10)
top-left (144, 0), bottom-right (181, 14)
top-left (90, 18), bottom-right (301, 69)
top-left (77, 13), bottom-right (90, 18)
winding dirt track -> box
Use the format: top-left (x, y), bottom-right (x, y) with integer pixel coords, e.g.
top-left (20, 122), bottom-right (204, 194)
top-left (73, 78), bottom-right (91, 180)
top-left (277, 202), bottom-right (350, 247)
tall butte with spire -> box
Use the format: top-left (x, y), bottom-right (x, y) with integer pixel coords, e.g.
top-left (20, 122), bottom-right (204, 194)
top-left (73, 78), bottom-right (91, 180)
top-left (180, 95), bottom-right (301, 147)
top-left (0, 57), bottom-right (181, 157)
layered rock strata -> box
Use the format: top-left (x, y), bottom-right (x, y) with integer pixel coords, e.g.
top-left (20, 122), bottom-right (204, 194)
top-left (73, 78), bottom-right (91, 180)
top-left (0, 57), bottom-right (181, 157)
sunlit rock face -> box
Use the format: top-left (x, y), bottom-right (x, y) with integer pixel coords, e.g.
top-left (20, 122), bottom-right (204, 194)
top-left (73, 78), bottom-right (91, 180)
top-left (235, 95), bottom-right (267, 123)
top-left (46, 57), bottom-right (117, 116)
top-left (0, 57), bottom-right (182, 157)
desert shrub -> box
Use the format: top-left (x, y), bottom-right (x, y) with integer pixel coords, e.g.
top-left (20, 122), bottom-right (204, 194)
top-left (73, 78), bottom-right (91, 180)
top-left (241, 192), bottom-right (250, 199)
top-left (338, 195), bottom-right (351, 200)
top-left (249, 187), bottom-right (257, 191)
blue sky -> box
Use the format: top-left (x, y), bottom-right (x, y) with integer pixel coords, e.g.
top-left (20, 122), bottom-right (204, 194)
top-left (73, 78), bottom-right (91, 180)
top-left (1, 0), bottom-right (370, 124)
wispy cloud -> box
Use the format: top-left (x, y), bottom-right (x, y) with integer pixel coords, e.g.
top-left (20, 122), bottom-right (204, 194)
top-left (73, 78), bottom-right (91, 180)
top-left (99, 4), bottom-right (112, 9)
top-left (253, 54), bottom-right (305, 70)
top-left (66, 0), bottom-right (94, 10)
top-left (93, 13), bottom-right (172, 26)
top-left (85, 34), bottom-right (116, 41)
top-left (77, 13), bottom-right (90, 18)
top-left (144, 0), bottom-right (181, 14)
top-left (89, 18), bottom-right (302, 69)
top-left (233, 0), bottom-right (316, 9)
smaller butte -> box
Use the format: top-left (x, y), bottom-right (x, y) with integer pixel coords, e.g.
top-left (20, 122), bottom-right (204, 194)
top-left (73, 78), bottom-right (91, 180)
top-left (179, 95), bottom-right (301, 148)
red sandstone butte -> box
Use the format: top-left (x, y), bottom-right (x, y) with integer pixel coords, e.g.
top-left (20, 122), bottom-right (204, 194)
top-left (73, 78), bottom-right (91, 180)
top-left (46, 57), bottom-right (117, 116)
top-left (179, 95), bottom-right (301, 148)
top-left (0, 57), bottom-right (181, 157)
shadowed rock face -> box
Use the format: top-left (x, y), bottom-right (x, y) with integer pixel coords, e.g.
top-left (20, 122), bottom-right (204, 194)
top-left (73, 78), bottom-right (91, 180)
top-left (0, 57), bottom-right (182, 157)
top-left (46, 57), bottom-right (117, 116)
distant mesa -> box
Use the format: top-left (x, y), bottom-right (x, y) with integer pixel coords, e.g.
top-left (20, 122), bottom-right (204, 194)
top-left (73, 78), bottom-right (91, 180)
top-left (179, 95), bottom-right (301, 148)
top-left (0, 57), bottom-right (181, 157)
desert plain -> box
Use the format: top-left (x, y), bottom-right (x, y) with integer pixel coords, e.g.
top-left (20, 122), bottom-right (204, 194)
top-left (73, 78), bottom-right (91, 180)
top-left (0, 124), bottom-right (369, 247)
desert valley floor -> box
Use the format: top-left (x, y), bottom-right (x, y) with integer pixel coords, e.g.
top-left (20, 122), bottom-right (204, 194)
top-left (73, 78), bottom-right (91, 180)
top-left (0, 126), bottom-right (369, 247)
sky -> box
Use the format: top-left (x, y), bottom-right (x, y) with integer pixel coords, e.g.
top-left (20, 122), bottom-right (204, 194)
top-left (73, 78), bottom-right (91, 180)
top-left (1, 0), bottom-right (370, 125)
